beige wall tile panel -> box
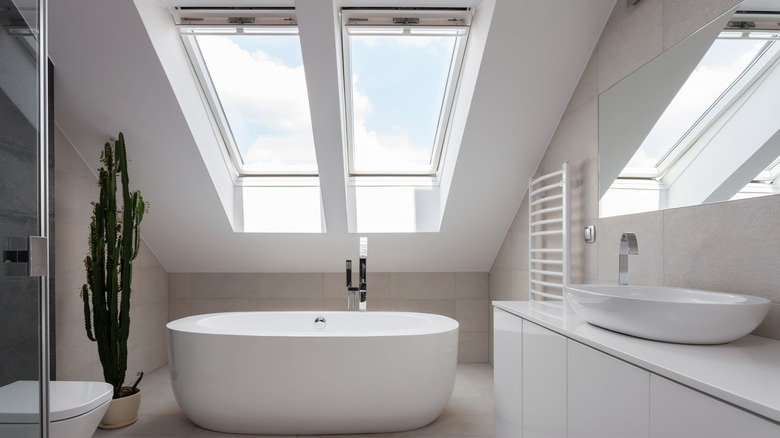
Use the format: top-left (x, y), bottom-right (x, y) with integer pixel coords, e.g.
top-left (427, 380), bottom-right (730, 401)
top-left (458, 332), bottom-right (490, 363)
top-left (597, 0), bottom-right (663, 93)
top-left (390, 272), bottom-right (456, 300)
top-left (191, 273), bottom-right (259, 299)
top-left (662, 0), bottom-right (741, 50)
top-left (258, 273), bottom-right (324, 299)
top-left (455, 272), bottom-right (489, 299)
top-left (191, 297), bottom-right (258, 315)
top-left (456, 299), bottom-right (490, 333)
top-left (662, 196), bottom-right (780, 303)
top-left (168, 273), bottom-right (192, 299)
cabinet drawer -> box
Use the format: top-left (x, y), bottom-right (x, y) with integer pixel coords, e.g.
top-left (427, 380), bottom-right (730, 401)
top-left (568, 340), bottom-right (650, 438)
top-left (522, 320), bottom-right (566, 438)
top-left (650, 375), bottom-right (780, 438)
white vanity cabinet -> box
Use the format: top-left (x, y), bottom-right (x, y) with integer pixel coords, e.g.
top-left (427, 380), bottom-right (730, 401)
top-left (522, 320), bottom-right (566, 438)
top-left (493, 302), bottom-right (780, 438)
top-left (650, 375), bottom-right (780, 438)
top-left (493, 309), bottom-right (567, 438)
top-left (493, 308), bottom-right (523, 437)
top-left (567, 340), bottom-right (649, 438)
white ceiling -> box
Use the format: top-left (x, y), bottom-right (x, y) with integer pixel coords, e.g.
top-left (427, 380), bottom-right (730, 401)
top-left (48, 0), bottom-right (615, 273)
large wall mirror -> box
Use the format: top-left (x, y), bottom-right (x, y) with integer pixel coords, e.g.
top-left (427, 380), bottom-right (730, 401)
top-left (599, 1), bottom-right (780, 218)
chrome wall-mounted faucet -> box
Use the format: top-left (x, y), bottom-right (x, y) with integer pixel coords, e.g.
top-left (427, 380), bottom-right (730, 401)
top-left (358, 237), bottom-right (367, 312)
top-left (346, 260), bottom-right (359, 311)
top-left (345, 237), bottom-right (368, 312)
top-left (619, 232), bottom-right (638, 285)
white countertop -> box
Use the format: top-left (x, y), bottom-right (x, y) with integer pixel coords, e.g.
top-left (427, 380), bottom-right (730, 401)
top-left (493, 300), bottom-right (780, 424)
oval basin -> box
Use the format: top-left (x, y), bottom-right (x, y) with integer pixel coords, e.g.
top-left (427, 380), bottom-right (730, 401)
top-left (564, 284), bottom-right (771, 344)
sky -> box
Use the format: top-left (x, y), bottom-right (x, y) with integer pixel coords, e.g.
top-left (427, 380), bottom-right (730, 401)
top-left (195, 31), bottom-right (457, 174)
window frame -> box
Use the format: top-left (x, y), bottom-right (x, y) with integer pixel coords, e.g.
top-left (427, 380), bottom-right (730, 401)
top-left (174, 8), bottom-right (319, 177)
top-left (340, 9), bottom-right (471, 177)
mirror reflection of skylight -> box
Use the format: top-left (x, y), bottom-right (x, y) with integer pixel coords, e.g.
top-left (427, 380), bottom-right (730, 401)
top-left (624, 37), bottom-right (769, 174)
top-left (193, 33), bottom-right (318, 175)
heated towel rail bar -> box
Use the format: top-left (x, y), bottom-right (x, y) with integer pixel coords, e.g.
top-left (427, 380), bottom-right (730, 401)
top-left (528, 162), bottom-right (570, 302)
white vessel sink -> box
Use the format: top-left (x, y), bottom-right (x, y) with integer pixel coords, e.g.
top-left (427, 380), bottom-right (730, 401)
top-left (564, 284), bottom-right (771, 344)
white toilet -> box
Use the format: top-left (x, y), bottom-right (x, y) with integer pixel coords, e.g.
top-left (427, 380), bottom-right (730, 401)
top-left (0, 380), bottom-right (113, 438)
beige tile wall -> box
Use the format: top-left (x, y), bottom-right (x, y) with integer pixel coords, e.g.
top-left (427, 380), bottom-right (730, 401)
top-left (488, 0), bottom-right (780, 363)
top-left (169, 271), bottom-right (490, 363)
top-left (54, 127), bottom-right (168, 381)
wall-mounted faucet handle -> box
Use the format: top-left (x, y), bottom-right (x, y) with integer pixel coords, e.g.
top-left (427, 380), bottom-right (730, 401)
top-left (619, 232), bottom-right (638, 285)
top-left (620, 232), bottom-right (638, 255)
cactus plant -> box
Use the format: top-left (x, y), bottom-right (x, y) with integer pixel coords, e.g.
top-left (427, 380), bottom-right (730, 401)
top-left (81, 133), bottom-right (148, 399)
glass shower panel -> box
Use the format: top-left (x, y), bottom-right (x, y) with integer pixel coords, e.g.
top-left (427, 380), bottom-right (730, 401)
top-left (0, 0), bottom-right (45, 436)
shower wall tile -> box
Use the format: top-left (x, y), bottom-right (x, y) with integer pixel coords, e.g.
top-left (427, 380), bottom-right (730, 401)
top-left (170, 271), bottom-right (490, 363)
top-left (0, 86), bottom-right (54, 385)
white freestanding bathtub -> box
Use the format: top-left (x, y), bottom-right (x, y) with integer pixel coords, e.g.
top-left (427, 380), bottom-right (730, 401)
top-left (167, 311), bottom-right (459, 435)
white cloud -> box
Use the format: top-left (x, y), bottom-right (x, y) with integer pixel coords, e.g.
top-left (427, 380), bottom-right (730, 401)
top-left (350, 75), bottom-right (431, 171)
top-left (198, 36), bottom-right (313, 134)
top-left (197, 36), bottom-right (316, 168)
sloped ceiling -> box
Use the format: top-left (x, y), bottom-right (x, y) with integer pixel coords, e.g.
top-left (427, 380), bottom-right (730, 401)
top-left (49, 0), bottom-right (615, 273)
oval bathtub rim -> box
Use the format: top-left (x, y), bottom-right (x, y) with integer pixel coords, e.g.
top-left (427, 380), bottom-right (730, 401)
top-left (166, 311), bottom-right (460, 338)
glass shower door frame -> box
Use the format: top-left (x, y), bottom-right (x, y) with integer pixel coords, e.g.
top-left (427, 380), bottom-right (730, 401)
top-left (37, 0), bottom-right (50, 435)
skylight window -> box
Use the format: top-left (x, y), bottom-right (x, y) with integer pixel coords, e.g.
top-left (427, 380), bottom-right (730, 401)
top-left (342, 10), bottom-right (470, 176)
top-left (178, 11), bottom-right (318, 176)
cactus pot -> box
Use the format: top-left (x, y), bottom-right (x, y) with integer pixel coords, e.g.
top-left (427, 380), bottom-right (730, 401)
top-left (98, 388), bottom-right (141, 429)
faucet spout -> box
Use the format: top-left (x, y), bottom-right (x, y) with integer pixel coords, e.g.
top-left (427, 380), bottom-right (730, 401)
top-left (619, 232), bottom-right (638, 285)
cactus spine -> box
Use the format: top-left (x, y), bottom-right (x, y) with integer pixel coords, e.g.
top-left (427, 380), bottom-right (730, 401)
top-left (81, 133), bottom-right (148, 399)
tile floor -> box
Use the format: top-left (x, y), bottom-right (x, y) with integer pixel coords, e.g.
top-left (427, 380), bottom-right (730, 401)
top-left (93, 363), bottom-right (494, 437)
